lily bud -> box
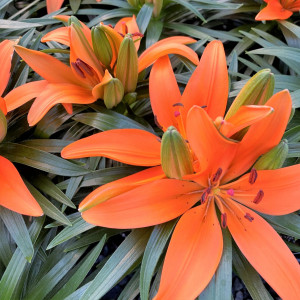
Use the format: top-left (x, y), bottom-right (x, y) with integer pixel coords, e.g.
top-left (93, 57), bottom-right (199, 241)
top-left (68, 16), bottom-right (82, 28)
top-left (254, 139), bottom-right (288, 170)
top-left (161, 126), bottom-right (194, 179)
top-left (0, 109), bottom-right (7, 143)
top-left (123, 92), bottom-right (137, 104)
top-left (92, 26), bottom-right (113, 68)
top-left (225, 69), bottom-right (274, 120)
top-left (115, 35), bottom-right (138, 93)
top-left (103, 78), bottom-right (124, 109)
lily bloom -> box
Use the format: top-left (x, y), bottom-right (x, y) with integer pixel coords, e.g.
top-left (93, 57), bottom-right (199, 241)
top-left (0, 40), bottom-right (42, 216)
top-left (4, 15), bottom-right (198, 126)
top-left (46, 0), bottom-right (102, 14)
top-left (255, 0), bottom-right (300, 20)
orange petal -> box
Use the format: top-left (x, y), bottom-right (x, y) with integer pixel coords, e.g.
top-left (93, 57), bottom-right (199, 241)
top-left (46, 0), bottom-right (64, 13)
top-left (220, 105), bottom-right (274, 138)
top-left (61, 128), bottom-right (161, 166)
top-left (0, 156), bottom-right (43, 216)
top-left (149, 56), bottom-right (181, 131)
top-left (186, 106), bottom-right (238, 184)
top-left (289, 0), bottom-right (300, 11)
top-left (181, 40), bottom-right (228, 121)
top-left (27, 83), bottom-right (94, 126)
top-left (226, 204), bottom-right (300, 300)
top-left (14, 46), bottom-right (81, 85)
top-left (255, 0), bottom-right (293, 20)
top-left (81, 178), bottom-right (200, 228)
top-left (79, 166), bottom-right (165, 211)
top-left (42, 27), bottom-right (70, 46)
top-left (0, 97), bottom-right (7, 115)
top-left (138, 42), bottom-right (199, 73)
top-left (0, 40), bottom-right (15, 96)
top-left (154, 204), bottom-right (223, 300)
top-left (4, 80), bottom-right (48, 112)
top-left (62, 103), bottom-right (73, 114)
top-left (222, 164), bottom-right (300, 215)
top-left (223, 90), bottom-right (292, 182)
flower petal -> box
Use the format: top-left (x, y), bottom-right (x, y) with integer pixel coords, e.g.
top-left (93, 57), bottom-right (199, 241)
top-left (138, 42), bottom-right (199, 73)
top-left (149, 55), bottom-right (181, 131)
top-left (255, 0), bottom-right (293, 20)
top-left (220, 105), bottom-right (274, 138)
top-left (186, 106), bottom-right (238, 184)
top-left (27, 83), bottom-right (94, 126)
top-left (0, 97), bottom-right (7, 115)
top-left (0, 156), bottom-right (43, 216)
top-left (0, 40), bottom-right (15, 96)
top-left (46, 0), bottom-right (64, 14)
top-left (14, 46), bottom-right (81, 85)
top-left (79, 166), bottom-right (165, 211)
top-left (62, 129), bottom-right (161, 166)
top-left (4, 80), bottom-right (48, 112)
top-left (181, 40), bottom-right (228, 121)
top-left (222, 164), bottom-right (300, 215)
top-left (226, 204), bottom-right (300, 300)
top-left (42, 27), bottom-right (70, 46)
top-left (154, 204), bottom-right (223, 300)
top-left (81, 178), bottom-right (200, 228)
top-left (223, 90), bottom-right (292, 182)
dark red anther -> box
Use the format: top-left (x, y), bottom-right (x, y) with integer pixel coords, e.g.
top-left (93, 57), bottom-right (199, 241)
top-left (249, 168), bottom-right (258, 184)
top-left (71, 62), bottom-right (85, 78)
top-left (108, 24), bottom-right (113, 28)
top-left (174, 111), bottom-right (180, 117)
top-left (200, 105), bottom-right (207, 108)
top-left (253, 190), bottom-right (264, 204)
top-left (76, 59), bottom-right (94, 76)
top-left (132, 32), bottom-right (144, 37)
top-left (212, 168), bottom-right (223, 183)
top-left (221, 213), bottom-right (227, 228)
top-left (201, 187), bottom-right (211, 204)
top-left (119, 33), bottom-right (125, 37)
top-left (244, 213), bottom-right (254, 222)
top-left (172, 102), bottom-right (184, 107)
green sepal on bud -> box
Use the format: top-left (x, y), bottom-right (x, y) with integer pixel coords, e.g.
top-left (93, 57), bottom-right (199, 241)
top-left (123, 92), bottom-right (137, 105)
top-left (161, 126), bottom-right (194, 179)
top-left (0, 109), bottom-right (7, 143)
top-left (225, 69), bottom-right (275, 120)
top-left (254, 139), bottom-right (288, 170)
top-left (92, 26), bottom-right (113, 68)
top-left (116, 35), bottom-right (138, 94)
top-left (103, 78), bottom-right (124, 109)
top-left (68, 16), bottom-right (82, 28)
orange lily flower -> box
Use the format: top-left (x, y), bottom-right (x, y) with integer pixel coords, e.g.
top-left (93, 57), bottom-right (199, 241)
top-left (256, 0), bottom-right (300, 20)
top-left (46, 0), bottom-right (102, 14)
top-left (0, 40), bottom-right (42, 217)
top-left (4, 15), bottom-right (197, 126)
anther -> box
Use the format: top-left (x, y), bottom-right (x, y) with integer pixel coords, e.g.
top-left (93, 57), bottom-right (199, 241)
top-left (174, 111), bottom-right (180, 117)
top-left (227, 189), bottom-right (234, 196)
top-left (172, 103), bottom-right (184, 107)
top-left (76, 59), bottom-right (94, 76)
top-left (212, 168), bottom-right (223, 183)
top-left (71, 62), bottom-right (85, 78)
top-left (108, 24), bottom-right (113, 28)
top-left (201, 187), bottom-right (211, 204)
top-left (244, 213), bottom-right (254, 222)
top-left (200, 105), bottom-right (207, 108)
top-left (249, 168), bottom-right (258, 184)
top-left (132, 32), bottom-right (144, 37)
top-left (221, 213), bottom-right (227, 228)
top-left (253, 189), bottom-right (264, 204)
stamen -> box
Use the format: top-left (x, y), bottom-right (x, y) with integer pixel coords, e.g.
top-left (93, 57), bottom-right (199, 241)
top-left (108, 24), bottom-right (113, 28)
top-left (221, 213), bottom-right (227, 228)
top-left (201, 187), bottom-right (211, 204)
top-left (201, 105), bottom-right (207, 108)
top-left (172, 103), bottom-right (184, 107)
top-left (76, 59), bottom-right (94, 76)
top-left (119, 33), bottom-right (125, 37)
top-left (249, 168), bottom-right (258, 184)
top-left (174, 111), bottom-right (180, 117)
top-left (227, 188), bottom-right (234, 196)
top-left (212, 168), bottom-right (223, 183)
top-left (71, 62), bottom-right (85, 78)
top-left (132, 32), bottom-right (144, 37)
top-left (253, 189), bottom-right (264, 204)
top-left (244, 213), bottom-right (254, 222)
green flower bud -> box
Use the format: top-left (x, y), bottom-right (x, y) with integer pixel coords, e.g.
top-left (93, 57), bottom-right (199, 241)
top-left (68, 16), bottom-right (82, 27)
top-left (225, 69), bottom-right (275, 120)
top-left (116, 35), bottom-right (138, 93)
top-left (92, 26), bottom-right (113, 68)
top-left (103, 78), bottom-right (124, 109)
top-left (254, 140), bottom-right (288, 170)
top-left (123, 92), bottom-right (137, 105)
top-left (0, 109), bottom-right (7, 143)
top-left (161, 126), bottom-right (194, 179)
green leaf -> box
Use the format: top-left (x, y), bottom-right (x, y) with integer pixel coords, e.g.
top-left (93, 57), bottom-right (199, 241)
top-left (146, 20), bottom-right (163, 48)
top-left (171, 0), bottom-right (206, 22)
top-left (118, 270), bottom-right (140, 300)
top-left (283, 126), bottom-right (300, 142)
top-left (50, 236), bottom-right (106, 300)
top-left (0, 219), bottom-right (13, 266)
top-left (21, 139), bottom-right (71, 153)
top-left (70, 0), bottom-right (81, 13)
top-left (80, 228), bottom-right (152, 300)
top-left (287, 143), bottom-right (300, 158)
top-left (0, 143), bottom-right (89, 176)
top-left (0, 19), bottom-right (42, 28)
top-left (140, 220), bottom-right (176, 300)
top-left (0, 207), bottom-right (34, 262)
top-left (136, 3), bottom-right (153, 34)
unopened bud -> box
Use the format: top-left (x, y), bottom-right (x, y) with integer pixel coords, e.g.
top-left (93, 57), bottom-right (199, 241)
top-left (92, 26), bottom-right (113, 68)
top-left (161, 126), bottom-right (194, 179)
top-left (254, 139), bottom-right (288, 170)
top-left (116, 35), bottom-right (138, 93)
top-left (0, 109), bottom-right (7, 143)
top-left (123, 92), bottom-right (137, 104)
top-left (103, 78), bottom-right (124, 109)
top-left (225, 69), bottom-right (274, 120)
top-left (68, 16), bottom-right (82, 28)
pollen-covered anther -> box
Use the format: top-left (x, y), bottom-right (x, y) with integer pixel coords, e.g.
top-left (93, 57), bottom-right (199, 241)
top-left (172, 102), bottom-right (184, 107)
top-left (201, 187), bottom-right (211, 204)
top-left (76, 59), bottom-right (94, 76)
top-left (227, 188), bottom-right (234, 196)
top-left (253, 189), bottom-right (264, 204)
top-left (244, 213), bottom-right (254, 222)
top-left (221, 213), bottom-right (227, 228)
top-left (212, 168), bottom-right (223, 183)
top-left (249, 168), bottom-right (258, 184)
top-left (71, 61), bottom-right (85, 78)
top-left (132, 32), bottom-right (144, 37)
